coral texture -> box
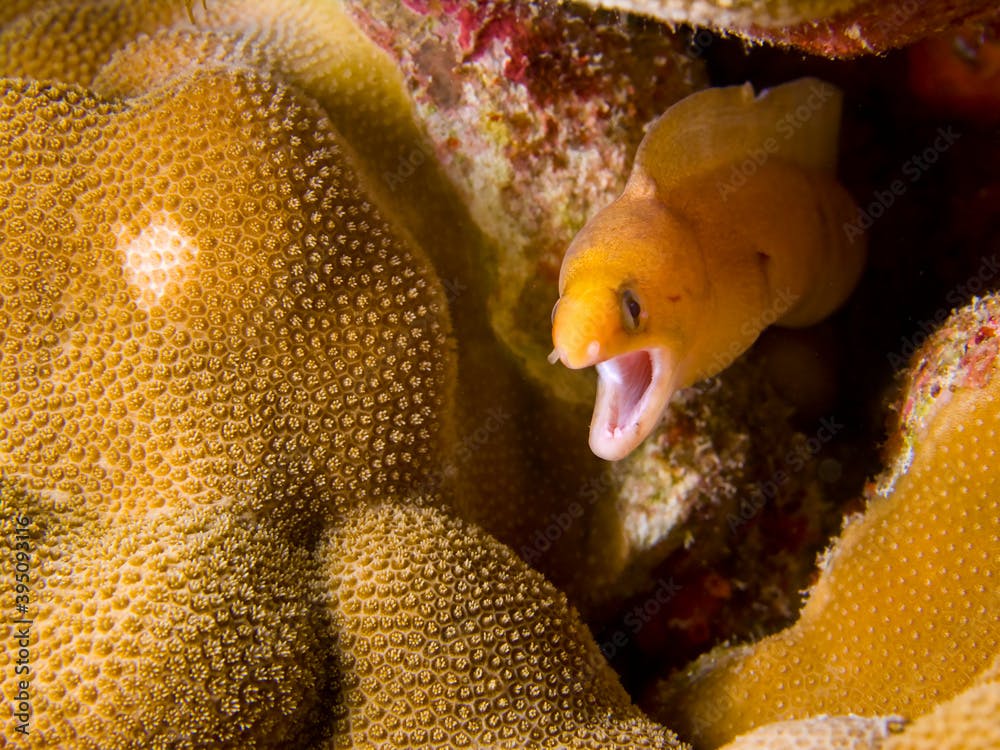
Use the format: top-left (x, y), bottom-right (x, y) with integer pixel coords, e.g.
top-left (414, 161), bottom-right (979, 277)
top-left (343, 0), bottom-right (707, 402)
top-left (2, 0), bottom-right (998, 749)
top-left (342, 0), bottom-right (718, 608)
top-left (593, 347), bottom-right (853, 675)
top-left (0, 2), bottom-right (452, 741)
top-left (0, 481), bottom-right (329, 747)
top-left (574, 0), bottom-right (863, 28)
top-left (0, 2), bottom-right (456, 534)
top-left (320, 502), bottom-right (683, 748)
top-left (883, 683), bottom-right (1000, 750)
top-left (648, 295), bottom-right (1000, 748)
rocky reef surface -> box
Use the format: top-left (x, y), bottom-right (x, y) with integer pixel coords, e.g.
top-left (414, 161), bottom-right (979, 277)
top-left (579, 0), bottom-right (998, 57)
top-left (0, 0), bottom-right (997, 748)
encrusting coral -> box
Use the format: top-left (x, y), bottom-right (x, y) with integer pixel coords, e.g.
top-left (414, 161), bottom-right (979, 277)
top-left (709, 655), bottom-right (1000, 750)
top-left (339, 0), bottom-right (717, 606)
top-left (881, 659), bottom-right (1000, 750)
top-left (0, 3), bottom-right (453, 742)
top-left (647, 295), bottom-right (1000, 748)
top-left (341, 0), bottom-right (708, 403)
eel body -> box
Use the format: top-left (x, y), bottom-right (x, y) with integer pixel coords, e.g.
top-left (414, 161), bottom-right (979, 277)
top-left (550, 78), bottom-right (866, 460)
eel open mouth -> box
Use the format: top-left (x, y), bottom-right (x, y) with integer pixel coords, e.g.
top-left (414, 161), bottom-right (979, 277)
top-left (590, 347), bottom-right (678, 461)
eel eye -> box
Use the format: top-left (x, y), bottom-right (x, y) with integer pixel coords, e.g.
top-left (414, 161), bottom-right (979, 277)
top-left (551, 299), bottom-right (560, 326)
top-left (621, 288), bottom-right (642, 331)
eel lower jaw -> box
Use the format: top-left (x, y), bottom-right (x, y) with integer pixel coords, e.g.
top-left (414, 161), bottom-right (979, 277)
top-left (589, 346), bottom-right (678, 461)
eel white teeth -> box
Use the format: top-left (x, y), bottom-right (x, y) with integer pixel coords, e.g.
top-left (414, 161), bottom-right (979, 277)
top-left (590, 347), bottom-right (677, 461)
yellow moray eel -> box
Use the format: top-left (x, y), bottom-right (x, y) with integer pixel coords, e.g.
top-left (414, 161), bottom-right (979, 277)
top-left (550, 78), bottom-right (866, 461)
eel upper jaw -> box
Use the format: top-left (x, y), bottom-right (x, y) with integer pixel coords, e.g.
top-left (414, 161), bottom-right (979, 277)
top-left (589, 346), bottom-right (678, 461)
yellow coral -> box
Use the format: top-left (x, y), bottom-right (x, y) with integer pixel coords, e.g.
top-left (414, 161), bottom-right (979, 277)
top-left (0, 51), bottom-right (454, 530)
top-left (0, 478), bottom-right (329, 747)
top-left (883, 677), bottom-right (1000, 750)
top-left (320, 502), bottom-right (684, 749)
top-left (0, 1), bottom-right (457, 744)
top-left (648, 299), bottom-right (1000, 748)
top-left (725, 662), bottom-right (1000, 750)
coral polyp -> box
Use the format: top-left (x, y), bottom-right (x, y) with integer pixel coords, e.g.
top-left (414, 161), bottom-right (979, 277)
top-left (0, 67), bottom-right (454, 530)
top-left (320, 502), bottom-right (683, 748)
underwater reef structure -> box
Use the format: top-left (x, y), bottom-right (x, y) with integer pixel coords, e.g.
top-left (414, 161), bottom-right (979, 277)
top-left (716, 715), bottom-right (905, 750)
top-left (336, 0), bottom-right (858, 632)
top-left (342, 0), bottom-right (708, 402)
top-left (0, 0), bottom-right (998, 749)
top-left (881, 657), bottom-right (1000, 750)
top-left (338, 0), bottom-right (730, 612)
top-left (579, 0), bottom-right (999, 57)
